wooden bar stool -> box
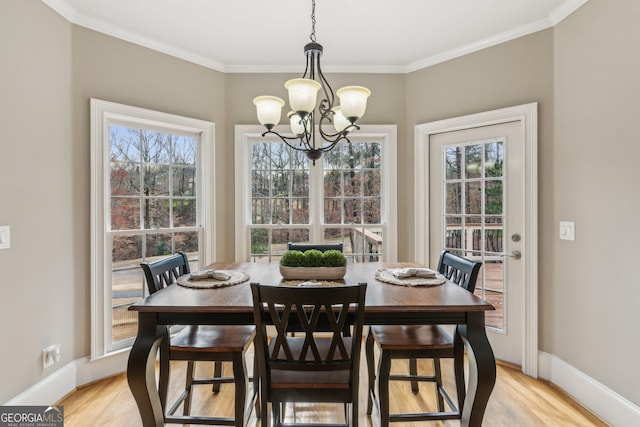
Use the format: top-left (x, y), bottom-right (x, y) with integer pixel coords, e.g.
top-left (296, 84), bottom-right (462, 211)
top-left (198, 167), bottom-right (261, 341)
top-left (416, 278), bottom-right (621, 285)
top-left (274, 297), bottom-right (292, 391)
top-left (366, 251), bottom-right (482, 425)
top-left (141, 252), bottom-right (257, 426)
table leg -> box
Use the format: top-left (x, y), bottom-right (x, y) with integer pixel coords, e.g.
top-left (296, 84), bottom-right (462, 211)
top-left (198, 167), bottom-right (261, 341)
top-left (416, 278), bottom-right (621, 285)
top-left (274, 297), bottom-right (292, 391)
top-left (127, 313), bottom-right (167, 427)
top-left (456, 311), bottom-right (496, 427)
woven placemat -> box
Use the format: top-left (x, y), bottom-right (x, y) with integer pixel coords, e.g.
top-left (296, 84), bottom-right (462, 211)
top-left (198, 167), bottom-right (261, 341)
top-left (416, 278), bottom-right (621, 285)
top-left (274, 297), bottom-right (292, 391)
top-left (279, 280), bottom-right (345, 287)
top-left (375, 269), bottom-right (446, 287)
top-left (177, 270), bottom-right (250, 289)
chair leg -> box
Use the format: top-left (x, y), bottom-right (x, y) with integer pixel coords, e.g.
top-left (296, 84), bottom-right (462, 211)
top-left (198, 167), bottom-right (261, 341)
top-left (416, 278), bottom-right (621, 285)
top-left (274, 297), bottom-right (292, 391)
top-left (183, 361), bottom-right (195, 416)
top-left (253, 344), bottom-right (261, 419)
top-left (212, 361), bottom-right (223, 393)
top-left (377, 350), bottom-right (392, 427)
top-left (232, 353), bottom-right (248, 427)
top-left (433, 358), bottom-right (445, 411)
top-left (409, 358), bottom-right (419, 393)
top-left (365, 328), bottom-right (376, 416)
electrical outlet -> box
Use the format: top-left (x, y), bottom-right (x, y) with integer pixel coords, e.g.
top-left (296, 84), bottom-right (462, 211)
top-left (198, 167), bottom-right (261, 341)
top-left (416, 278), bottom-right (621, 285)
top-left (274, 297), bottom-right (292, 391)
top-left (43, 344), bottom-right (61, 370)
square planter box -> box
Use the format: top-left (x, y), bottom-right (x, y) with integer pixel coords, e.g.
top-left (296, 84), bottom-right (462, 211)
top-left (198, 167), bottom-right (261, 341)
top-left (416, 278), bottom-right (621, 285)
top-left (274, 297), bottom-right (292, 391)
top-left (279, 265), bottom-right (347, 280)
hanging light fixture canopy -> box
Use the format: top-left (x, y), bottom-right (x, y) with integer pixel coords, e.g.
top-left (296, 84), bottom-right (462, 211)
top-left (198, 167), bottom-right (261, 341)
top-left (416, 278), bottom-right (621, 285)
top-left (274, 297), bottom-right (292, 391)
top-left (253, 0), bottom-right (371, 165)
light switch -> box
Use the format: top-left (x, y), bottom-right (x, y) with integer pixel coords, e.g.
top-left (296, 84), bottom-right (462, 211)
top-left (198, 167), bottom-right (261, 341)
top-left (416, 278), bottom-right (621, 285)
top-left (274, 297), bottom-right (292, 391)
top-left (0, 225), bottom-right (10, 249)
top-left (559, 221), bottom-right (575, 241)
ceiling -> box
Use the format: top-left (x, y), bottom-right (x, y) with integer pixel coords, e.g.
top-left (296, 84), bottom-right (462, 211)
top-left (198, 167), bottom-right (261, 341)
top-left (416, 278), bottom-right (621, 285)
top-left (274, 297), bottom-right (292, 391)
top-left (43, 0), bottom-right (587, 73)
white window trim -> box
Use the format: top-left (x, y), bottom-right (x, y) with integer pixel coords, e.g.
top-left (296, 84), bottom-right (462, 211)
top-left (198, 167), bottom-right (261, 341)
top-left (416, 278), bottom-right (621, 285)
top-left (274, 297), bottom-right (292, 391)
top-left (234, 124), bottom-right (397, 262)
top-left (90, 99), bottom-right (215, 358)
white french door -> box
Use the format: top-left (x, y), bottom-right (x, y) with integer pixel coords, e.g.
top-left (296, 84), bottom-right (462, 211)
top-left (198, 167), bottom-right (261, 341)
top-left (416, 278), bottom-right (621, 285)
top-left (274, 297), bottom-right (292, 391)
top-left (414, 104), bottom-right (538, 376)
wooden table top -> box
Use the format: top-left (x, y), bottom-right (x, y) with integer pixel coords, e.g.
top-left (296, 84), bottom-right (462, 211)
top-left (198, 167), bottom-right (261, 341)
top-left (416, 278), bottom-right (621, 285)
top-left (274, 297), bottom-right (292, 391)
top-left (130, 261), bottom-right (494, 315)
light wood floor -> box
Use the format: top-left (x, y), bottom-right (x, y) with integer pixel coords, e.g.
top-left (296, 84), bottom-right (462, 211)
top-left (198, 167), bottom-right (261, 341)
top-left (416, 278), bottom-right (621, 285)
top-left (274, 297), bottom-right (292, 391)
top-left (59, 351), bottom-right (607, 427)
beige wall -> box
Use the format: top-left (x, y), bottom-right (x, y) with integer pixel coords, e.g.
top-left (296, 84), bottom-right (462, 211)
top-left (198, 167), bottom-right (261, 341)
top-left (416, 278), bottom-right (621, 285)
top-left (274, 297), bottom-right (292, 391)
top-left (552, 0), bottom-right (640, 405)
top-left (0, 0), bottom-right (74, 403)
top-left (1, 0), bottom-right (639, 411)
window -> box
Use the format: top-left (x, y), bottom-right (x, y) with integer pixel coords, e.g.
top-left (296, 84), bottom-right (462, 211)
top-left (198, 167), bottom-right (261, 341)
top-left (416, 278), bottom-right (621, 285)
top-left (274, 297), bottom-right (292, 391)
top-left (235, 125), bottom-right (397, 263)
top-left (91, 99), bottom-right (214, 356)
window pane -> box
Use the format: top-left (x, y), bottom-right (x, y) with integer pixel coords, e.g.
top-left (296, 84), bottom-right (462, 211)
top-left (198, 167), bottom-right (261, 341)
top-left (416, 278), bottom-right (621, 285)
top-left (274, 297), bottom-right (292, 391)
top-left (172, 135), bottom-right (196, 166)
top-left (324, 170), bottom-right (341, 197)
top-left (270, 142), bottom-right (290, 168)
top-left (292, 171), bottom-right (309, 197)
top-left (110, 125), bottom-right (141, 162)
top-left (145, 233), bottom-right (173, 257)
top-left (143, 164), bottom-right (170, 196)
top-left (343, 171), bottom-right (362, 196)
top-left (172, 199), bottom-right (196, 227)
top-left (252, 170), bottom-right (270, 197)
top-left (172, 167), bottom-right (196, 196)
top-left (111, 198), bottom-right (140, 230)
top-left (324, 198), bottom-right (342, 224)
top-left (111, 163), bottom-right (140, 196)
top-left (363, 170), bottom-right (381, 197)
top-left (251, 228), bottom-right (269, 256)
top-left (271, 198), bottom-right (289, 224)
top-left (145, 131), bottom-right (170, 164)
top-left (271, 171), bottom-right (290, 198)
top-left (252, 198), bottom-right (270, 224)
top-left (143, 198), bottom-right (170, 228)
top-left (324, 228), bottom-right (343, 245)
top-left (252, 143), bottom-right (271, 170)
top-left (362, 142), bottom-right (382, 168)
top-left (111, 234), bottom-right (144, 345)
top-left (174, 231), bottom-right (199, 258)
top-left (271, 228), bottom-right (292, 255)
top-left (343, 198), bottom-right (362, 223)
top-left (291, 198), bottom-right (309, 224)
top-left (364, 198), bottom-right (381, 224)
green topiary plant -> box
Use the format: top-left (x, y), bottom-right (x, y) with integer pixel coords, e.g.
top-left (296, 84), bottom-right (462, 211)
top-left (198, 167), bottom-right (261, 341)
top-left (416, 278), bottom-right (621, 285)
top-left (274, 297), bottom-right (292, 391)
top-left (279, 250), bottom-right (305, 267)
top-left (302, 249), bottom-right (324, 267)
top-left (322, 250), bottom-right (347, 267)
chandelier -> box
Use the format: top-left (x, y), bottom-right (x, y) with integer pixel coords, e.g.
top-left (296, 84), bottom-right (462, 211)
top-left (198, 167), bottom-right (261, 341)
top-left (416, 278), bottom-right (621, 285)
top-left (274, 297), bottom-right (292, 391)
top-left (253, 0), bottom-right (371, 165)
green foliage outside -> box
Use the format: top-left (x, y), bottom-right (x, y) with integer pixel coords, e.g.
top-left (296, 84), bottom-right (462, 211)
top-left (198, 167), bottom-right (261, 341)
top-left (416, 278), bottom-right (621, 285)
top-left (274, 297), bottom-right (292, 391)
top-left (280, 249), bottom-right (347, 267)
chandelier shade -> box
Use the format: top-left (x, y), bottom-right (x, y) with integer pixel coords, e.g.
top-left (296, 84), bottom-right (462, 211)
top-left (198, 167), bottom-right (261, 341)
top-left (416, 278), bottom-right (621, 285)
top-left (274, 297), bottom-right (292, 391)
top-left (252, 0), bottom-right (371, 165)
top-left (253, 96), bottom-right (285, 128)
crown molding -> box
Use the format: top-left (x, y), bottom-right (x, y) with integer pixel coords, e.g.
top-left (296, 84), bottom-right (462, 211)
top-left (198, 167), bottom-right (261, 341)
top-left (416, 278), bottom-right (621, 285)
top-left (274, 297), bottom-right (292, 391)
top-left (41, 0), bottom-right (589, 75)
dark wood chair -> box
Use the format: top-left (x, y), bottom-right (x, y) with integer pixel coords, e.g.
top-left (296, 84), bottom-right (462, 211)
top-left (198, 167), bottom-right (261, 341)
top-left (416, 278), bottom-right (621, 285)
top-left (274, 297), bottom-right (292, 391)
top-left (287, 242), bottom-right (344, 252)
top-left (140, 252), bottom-right (257, 426)
top-left (251, 282), bottom-right (367, 427)
top-left (366, 251), bottom-right (482, 425)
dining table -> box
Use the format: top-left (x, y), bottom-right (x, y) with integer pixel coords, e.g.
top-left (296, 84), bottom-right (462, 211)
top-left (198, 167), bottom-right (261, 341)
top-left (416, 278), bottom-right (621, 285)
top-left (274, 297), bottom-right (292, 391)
top-left (127, 261), bottom-right (496, 427)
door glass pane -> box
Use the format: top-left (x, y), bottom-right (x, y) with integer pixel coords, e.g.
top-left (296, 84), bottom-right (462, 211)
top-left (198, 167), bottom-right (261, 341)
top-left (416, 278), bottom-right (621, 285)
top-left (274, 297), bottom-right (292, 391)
top-left (445, 147), bottom-right (461, 179)
top-left (465, 144), bottom-right (482, 179)
top-left (443, 138), bottom-right (506, 332)
top-left (465, 182), bottom-right (481, 214)
top-left (445, 183), bottom-right (461, 214)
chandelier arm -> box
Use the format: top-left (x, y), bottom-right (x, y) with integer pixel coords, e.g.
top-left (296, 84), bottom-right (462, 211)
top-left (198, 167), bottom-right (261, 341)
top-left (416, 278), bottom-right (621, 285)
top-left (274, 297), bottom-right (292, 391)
top-left (260, 130), bottom-right (313, 153)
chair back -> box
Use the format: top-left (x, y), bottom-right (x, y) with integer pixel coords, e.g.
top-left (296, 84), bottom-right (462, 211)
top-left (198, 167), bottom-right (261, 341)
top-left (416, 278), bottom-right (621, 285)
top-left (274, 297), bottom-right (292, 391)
top-left (251, 282), bottom-right (366, 385)
top-left (436, 251), bottom-right (482, 292)
top-left (287, 242), bottom-right (344, 253)
top-left (140, 252), bottom-right (191, 295)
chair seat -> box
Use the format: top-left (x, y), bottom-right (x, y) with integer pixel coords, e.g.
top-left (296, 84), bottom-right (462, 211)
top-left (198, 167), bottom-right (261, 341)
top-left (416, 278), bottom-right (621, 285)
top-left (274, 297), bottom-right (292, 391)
top-left (171, 325), bottom-right (256, 352)
top-left (371, 325), bottom-right (453, 350)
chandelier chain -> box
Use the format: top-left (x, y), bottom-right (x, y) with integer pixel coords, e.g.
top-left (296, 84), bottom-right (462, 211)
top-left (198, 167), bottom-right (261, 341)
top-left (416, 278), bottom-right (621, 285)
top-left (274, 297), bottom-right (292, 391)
top-left (310, 0), bottom-right (316, 42)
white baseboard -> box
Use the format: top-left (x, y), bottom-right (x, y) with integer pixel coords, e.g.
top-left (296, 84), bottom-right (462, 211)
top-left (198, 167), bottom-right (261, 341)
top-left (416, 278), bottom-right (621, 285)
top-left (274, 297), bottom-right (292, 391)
top-left (4, 349), bottom-right (130, 406)
top-left (538, 351), bottom-right (640, 426)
